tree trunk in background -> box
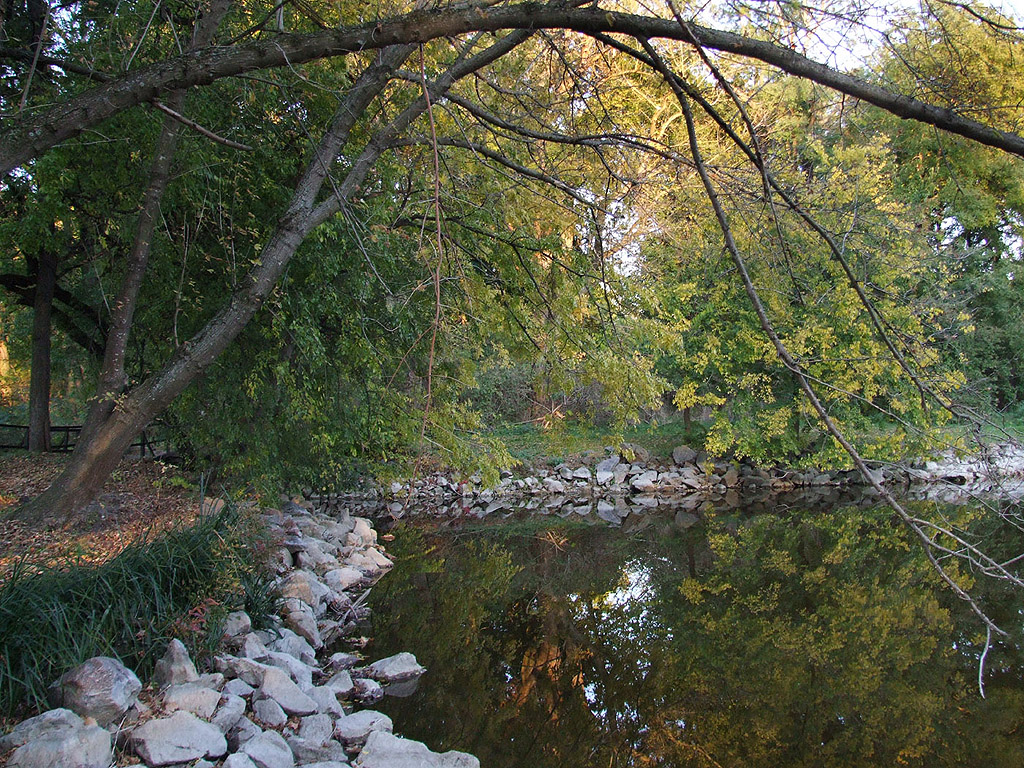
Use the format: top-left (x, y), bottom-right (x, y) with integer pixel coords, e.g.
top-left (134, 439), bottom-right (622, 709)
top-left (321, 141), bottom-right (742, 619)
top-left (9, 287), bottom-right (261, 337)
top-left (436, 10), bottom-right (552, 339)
top-left (27, 251), bottom-right (55, 452)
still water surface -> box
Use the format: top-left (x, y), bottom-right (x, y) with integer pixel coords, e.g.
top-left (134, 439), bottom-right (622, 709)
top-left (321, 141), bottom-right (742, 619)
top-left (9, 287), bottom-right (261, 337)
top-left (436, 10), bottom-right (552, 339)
top-left (366, 492), bottom-right (1024, 767)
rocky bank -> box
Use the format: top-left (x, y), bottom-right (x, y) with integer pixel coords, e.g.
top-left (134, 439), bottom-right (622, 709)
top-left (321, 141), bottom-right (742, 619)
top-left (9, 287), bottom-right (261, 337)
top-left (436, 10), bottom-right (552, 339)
top-left (0, 499), bottom-right (471, 768)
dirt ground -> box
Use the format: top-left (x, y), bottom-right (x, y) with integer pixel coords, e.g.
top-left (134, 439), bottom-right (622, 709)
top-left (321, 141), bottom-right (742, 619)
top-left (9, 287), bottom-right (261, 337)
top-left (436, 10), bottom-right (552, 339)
top-left (0, 454), bottom-right (205, 578)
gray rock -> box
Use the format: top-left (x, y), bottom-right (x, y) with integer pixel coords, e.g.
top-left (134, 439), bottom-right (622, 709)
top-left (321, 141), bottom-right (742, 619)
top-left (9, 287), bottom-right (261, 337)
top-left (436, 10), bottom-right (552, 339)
top-left (324, 669), bottom-right (354, 697)
top-left (295, 763), bottom-right (349, 768)
top-left (7, 722), bottom-right (111, 768)
top-left (265, 650), bottom-right (315, 688)
top-left (260, 667), bottom-right (318, 715)
top-left (227, 716), bottom-right (262, 751)
top-left (285, 734), bottom-right (349, 764)
top-left (153, 639), bottom-right (199, 687)
top-left (223, 678), bottom-right (255, 698)
top-left (572, 466), bottom-right (592, 480)
top-left (630, 470), bottom-right (659, 493)
top-left (216, 655), bottom-right (273, 687)
top-left (162, 682), bottom-right (221, 719)
top-left (0, 708), bottom-right (83, 751)
top-left (242, 729), bottom-right (296, 768)
top-left (267, 630), bottom-right (317, 666)
top-left (595, 455), bottom-right (620, 472)
top-left (282, 605), bottom-right (324, 650)
top-left (298, 713), bottom-right (335, 746)
top-left (353, 731), bottom-right (478, 768)
top-left (323, 567), bottom-right (363, 592)
top-left (253, 697), bottom-right (288, 728)
top-left (541, 477), bottom-right (564, 493)
top-left (128, 710), bottom-right (227, 766)
top-left (223, 611), bottom-right (253, 638)
top-left (223, 755), bottom-right (259, 768)
top-left (595, 470), bottom-right (613, 485)
top-left (353, 678), bottom-right (383, 704)
top-left (672, 445), bottom-right (697, 465)
top-left (211, 693), bottom-right (247, 733)
top-left (307, 686), bottom-right (344, 717)
top-left (49, 656), bottom-right (142, 726)
top-left (334, 710), bottom-right (392, 748)
top-left (363, 653), bottom-right (425, 683)
top-left (240, 633), bottom-right (270, 660)
top-left (195, 672), bottom-right (225, 690)
top-left (612, 465), bottom-right (629, 485)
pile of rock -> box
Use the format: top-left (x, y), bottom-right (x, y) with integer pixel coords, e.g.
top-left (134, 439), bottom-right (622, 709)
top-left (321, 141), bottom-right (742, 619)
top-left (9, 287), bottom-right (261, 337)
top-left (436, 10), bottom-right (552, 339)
top-left (325, 441), bottom-right (1024, 520)
top-left (1, 502), bottom-right (475, 768)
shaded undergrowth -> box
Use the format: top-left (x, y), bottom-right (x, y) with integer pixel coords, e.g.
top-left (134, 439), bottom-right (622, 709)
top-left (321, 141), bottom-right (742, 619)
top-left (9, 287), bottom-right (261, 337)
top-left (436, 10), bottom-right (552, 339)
top-left (0, 503), bottom-right (279, 719)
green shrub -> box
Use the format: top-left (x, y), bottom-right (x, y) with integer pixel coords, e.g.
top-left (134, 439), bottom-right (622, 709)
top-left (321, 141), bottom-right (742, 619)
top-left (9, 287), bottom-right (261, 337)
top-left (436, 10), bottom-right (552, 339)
top-left (0, 504), bottom-right (279, 718)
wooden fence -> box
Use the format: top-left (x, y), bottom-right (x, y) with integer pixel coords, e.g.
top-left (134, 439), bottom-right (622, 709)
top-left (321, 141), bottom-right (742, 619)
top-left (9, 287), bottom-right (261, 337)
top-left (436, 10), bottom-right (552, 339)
top-left (0, 424), bottom-right (167, 457)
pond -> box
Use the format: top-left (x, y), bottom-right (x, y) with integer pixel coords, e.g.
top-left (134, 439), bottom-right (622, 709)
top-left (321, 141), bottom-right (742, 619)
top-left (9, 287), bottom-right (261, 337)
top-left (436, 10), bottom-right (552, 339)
top-left (365, 492), bottom-right (1024, 767)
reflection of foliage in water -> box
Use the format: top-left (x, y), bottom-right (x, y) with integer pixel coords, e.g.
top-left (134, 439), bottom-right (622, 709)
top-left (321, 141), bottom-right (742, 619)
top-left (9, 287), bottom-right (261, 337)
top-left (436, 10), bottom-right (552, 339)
top-left (368, 506), bottom-right (1024, 767)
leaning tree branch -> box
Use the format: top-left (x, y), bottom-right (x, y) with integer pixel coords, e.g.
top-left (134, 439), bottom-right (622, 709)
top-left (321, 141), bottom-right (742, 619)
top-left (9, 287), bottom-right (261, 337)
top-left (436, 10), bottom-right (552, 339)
top-left (5, 3), bottom-right (1024, 175)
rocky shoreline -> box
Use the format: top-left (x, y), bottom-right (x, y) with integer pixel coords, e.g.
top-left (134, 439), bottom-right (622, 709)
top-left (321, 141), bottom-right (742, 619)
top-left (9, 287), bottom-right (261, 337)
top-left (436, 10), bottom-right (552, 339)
top-left (325, 442), bottom-right (1024, 522)
top-left (1, 499), bottom-right (472, 768)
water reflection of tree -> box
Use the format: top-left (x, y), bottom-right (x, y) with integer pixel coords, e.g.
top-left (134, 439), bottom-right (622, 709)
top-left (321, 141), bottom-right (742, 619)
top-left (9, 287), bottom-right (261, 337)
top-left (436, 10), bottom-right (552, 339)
top-left (368, 508), bottom-right (1023, 767)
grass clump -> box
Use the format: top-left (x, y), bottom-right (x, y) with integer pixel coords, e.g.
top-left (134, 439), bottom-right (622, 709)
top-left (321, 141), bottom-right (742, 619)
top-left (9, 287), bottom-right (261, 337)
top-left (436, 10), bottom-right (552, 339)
top-left (0, 503), bottom-right (279, 719)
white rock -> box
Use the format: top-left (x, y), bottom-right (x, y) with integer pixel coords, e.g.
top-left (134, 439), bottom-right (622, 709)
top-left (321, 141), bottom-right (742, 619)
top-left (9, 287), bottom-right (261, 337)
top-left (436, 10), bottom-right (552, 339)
top-left (7, 722), bottom-right (111, 768)
top-left (153, 639), bottom-right (199, 687)
top-left (268, 629), bottom-right (317, 665)
top-left (128, 710), bottom-right (227, 767)
top-left (364, 652), bottom-right (425, 683)
top-left (352, 517), bottom-right (377, 546)
top-left (241, 729), bottom-right (296, 768)
top-left (49, 656), bottom-right (142, 726)
top-left (259, 667), bottom-right (318, 715)
top-left (211, 693), bottom-right (247, 733)
top-left (162, 682), bottom-right (221, 718)
top-left (353, 730), bottom-right (479, 768)
top-left (323, 567), bottom-right (363, 592)
top-left (285, 734), bottom-right (349, 764)
top-left (307, 686), bottom-right (345, 717)
top-left (572, 466), bottom-right (592, 480)
top-left (223, 754), bottom-right (259, 768)
top-left (333, 710), bottom-right (393, 747)
top-left (0, 708), bottom-right (83, 751)
top-left (264, 650), bottom-right (315, 688)
top-left (252, 697), bottom-right (287, 728)
top-left (223, 678), bottom-right (255, 698)
top-left (215, 655), bottom-right (272, 687)
top-left (240, 632), bottom-right (270, 660)
top-left (324, 669), bottom-right (354, 697)
top-left (223, 611), bottom-right (253, 638)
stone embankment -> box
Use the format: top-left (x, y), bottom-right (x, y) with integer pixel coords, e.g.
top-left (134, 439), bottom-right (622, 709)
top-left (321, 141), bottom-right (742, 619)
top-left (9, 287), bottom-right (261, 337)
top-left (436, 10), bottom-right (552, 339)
top-left (327, 442), bottom-right (1024, 521)
top-left (1, 500), bottom-right (471, 768)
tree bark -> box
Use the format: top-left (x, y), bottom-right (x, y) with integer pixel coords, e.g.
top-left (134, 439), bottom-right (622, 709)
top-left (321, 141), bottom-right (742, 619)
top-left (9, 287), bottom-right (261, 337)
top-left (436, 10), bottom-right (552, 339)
top-left (27, 250), bottom-right (55, 452)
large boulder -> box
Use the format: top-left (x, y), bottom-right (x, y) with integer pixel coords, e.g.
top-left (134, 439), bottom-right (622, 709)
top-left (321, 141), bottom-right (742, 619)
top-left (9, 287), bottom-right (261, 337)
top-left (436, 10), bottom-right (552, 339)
top-left (353, 730), bottom-right (479, 768)
top-left (48, 656), bottom-right (141, 726)
top-left (672, 445), bottom-right (697, 465)
top-left (240, 729), bottom-right (295, 768)
top-left (0, 709), bottom-right (83, 752)
top-left (6, 718), bottom-right (111, 768)
top-left (333, 710), bottom-right (392, 748)
top-left (127, 710), bottom-right (227, 766)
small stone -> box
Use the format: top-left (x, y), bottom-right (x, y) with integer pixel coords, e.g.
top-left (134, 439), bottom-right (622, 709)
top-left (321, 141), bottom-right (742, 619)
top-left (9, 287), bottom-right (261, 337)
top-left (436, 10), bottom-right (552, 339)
top-left (327, 652), bottom-right (360, 670)
top-left (353, 678), bottom-right (383, 704)
top-left (241, 729), bottom-right (296, 768)
top-left (223, 611), bottom-right (253, 638)
top-left (223, 678), bottom-right (255, 698)
top-left (253, 697), bottom-right (288, 728)
top-left (285, 734), bottom-right (349, 764)
top-left (128, 710), bottom-right (227, 766)
top-left (153, 639), bottom-right (199, 687)
top-left (49, 656), bottom-right (142, 727)
top-left (240, 632), bottom-right (270, 660)
top-left (334, 710), bottom-right (393, 748)
top-left (162, 682), bottom-right (221, 718)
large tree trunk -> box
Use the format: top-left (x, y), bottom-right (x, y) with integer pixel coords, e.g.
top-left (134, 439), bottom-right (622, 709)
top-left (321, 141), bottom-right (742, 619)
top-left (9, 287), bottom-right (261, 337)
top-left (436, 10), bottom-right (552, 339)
top-left (10, 32), bottom-right (527, 525)
top-left (27, 250), bottom-right (56, 452)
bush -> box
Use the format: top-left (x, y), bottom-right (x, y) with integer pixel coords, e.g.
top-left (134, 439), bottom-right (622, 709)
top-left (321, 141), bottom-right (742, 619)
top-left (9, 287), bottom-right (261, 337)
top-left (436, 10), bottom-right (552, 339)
top-left (0, 504), bottom-right (278, 718)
